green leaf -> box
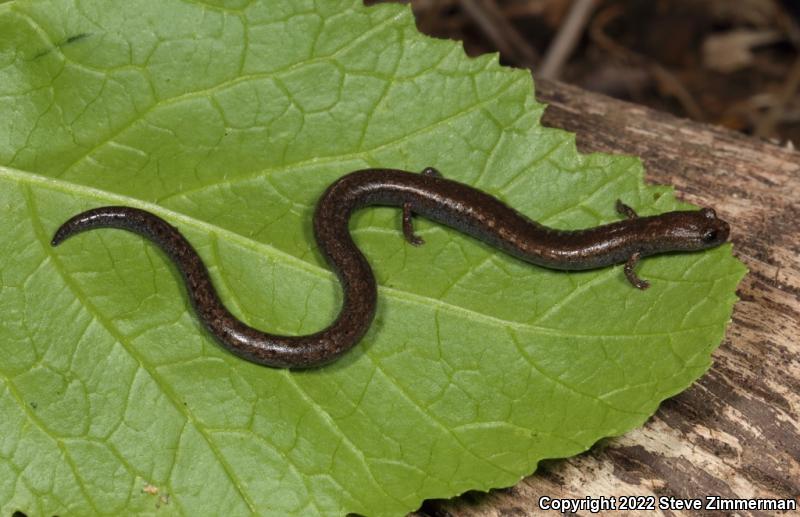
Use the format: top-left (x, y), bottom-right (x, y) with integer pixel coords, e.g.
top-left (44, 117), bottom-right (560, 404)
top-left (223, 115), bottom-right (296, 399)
top-left (0, 0), bottom-right (746, 515)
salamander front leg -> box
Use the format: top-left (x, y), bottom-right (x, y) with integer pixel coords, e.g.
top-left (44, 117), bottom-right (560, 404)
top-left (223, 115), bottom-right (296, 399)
top-left (402, 167), bottom-right (443, 246)
top-left (624, 252), bottom-right (650, 290)
top-left (616, 200), bottom-right (638, 220)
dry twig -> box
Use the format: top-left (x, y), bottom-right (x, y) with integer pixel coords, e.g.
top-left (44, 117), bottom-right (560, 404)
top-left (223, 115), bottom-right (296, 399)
top-left (460, 0), bottom-right (539, 67)
top-left (539, 0), bottom-right (597, 79)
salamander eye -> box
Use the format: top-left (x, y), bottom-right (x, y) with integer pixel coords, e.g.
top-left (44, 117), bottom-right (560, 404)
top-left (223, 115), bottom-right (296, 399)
top-left (703, 229), bottom-right (718, 243)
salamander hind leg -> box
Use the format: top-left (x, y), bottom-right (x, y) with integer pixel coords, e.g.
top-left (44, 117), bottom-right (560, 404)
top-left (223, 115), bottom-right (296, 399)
top-left (616, 200), bottom-right (638, 220)
top-left (624, 252), bottom-right (650, 289)
top-left (421, 166), bottom-right (442, 178)
top-left (402, 203), bottom-right (425, 246)
top-left (401, 167), bottom-right (443, 246)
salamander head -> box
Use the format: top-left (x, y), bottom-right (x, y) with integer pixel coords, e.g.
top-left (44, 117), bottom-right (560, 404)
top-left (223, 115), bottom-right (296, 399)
top-left (699, 208), bottom-right (730, 246)
top-left (648, 207), bottom-right (730, 253)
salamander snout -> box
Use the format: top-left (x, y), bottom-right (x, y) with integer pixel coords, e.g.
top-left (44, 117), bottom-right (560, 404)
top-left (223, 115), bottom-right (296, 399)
top-left (684, 207), bottom-right (730, 250)
top-left (652, 207), bottom-right (731, 253)
top-left (699, 207), bottom-right (730, 247)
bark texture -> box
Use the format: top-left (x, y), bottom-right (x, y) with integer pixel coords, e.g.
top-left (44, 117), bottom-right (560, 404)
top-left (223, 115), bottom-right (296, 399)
top-left (415, 78), bottom-right (800, 516)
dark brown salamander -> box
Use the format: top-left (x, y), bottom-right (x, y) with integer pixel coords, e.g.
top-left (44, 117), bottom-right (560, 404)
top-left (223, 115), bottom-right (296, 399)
top-left (51, 167), bottom-right (730, 368)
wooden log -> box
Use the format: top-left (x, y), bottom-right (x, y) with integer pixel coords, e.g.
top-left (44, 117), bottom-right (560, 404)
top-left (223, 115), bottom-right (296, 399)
top-left (415, 78), bottom-right (800, 516)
